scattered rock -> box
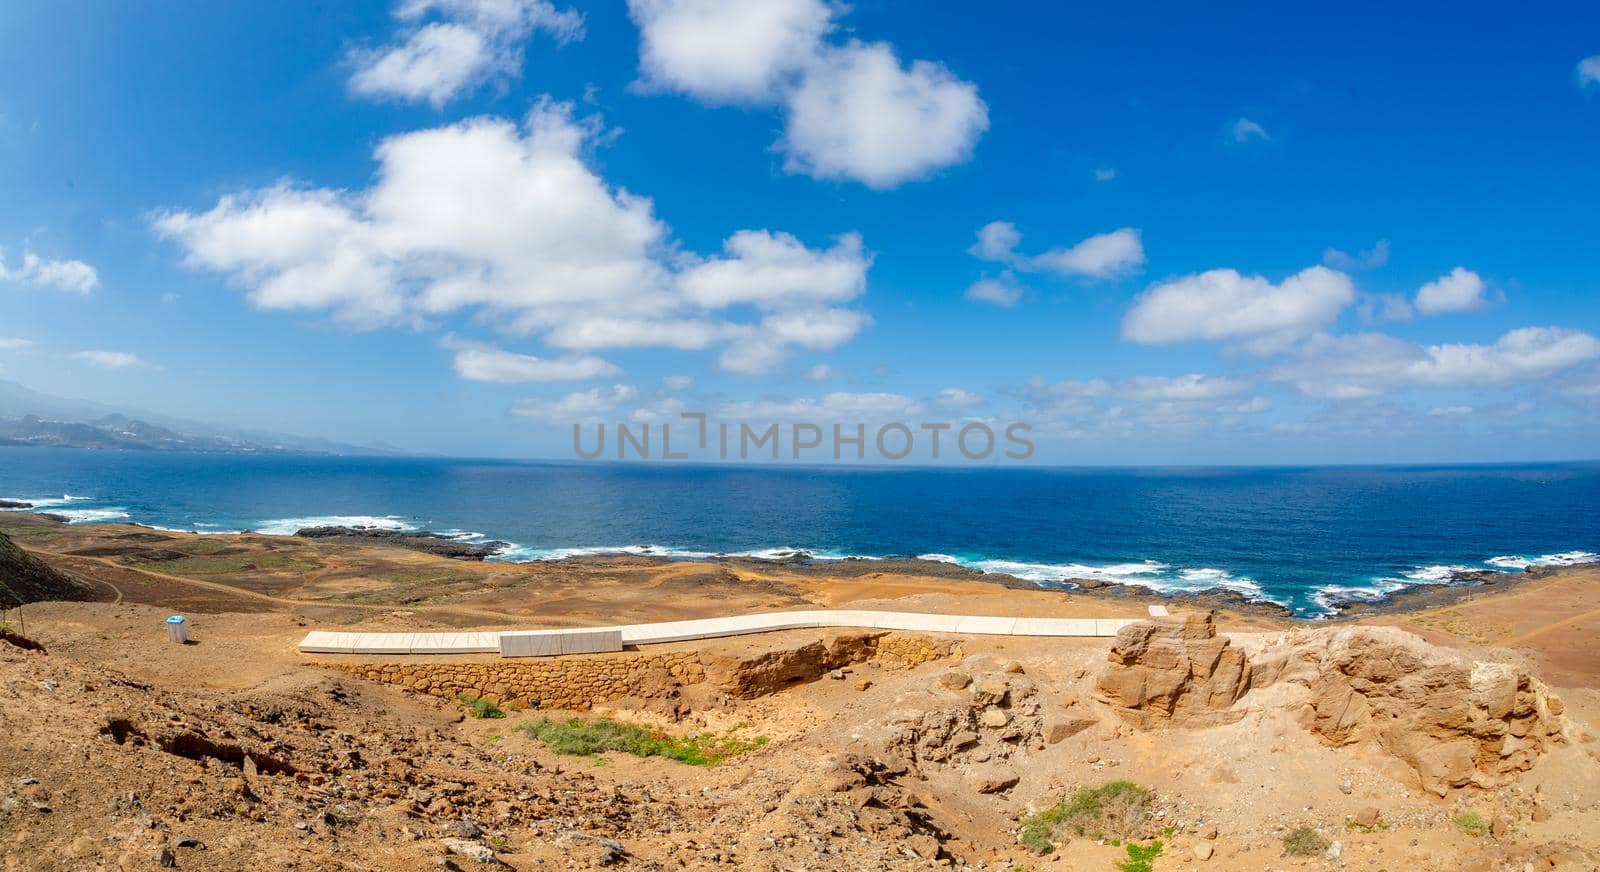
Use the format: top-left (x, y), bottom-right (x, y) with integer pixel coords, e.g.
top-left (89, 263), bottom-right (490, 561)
top-left (1353, 807), bottom-right (1381, 828)
top-left (1002, 660), bottom-right (1024, 674)
top-left (155, 847), bottom-right (176, 868)
top-left (1043, 716), bottom-right (1095, 744)
top-left (440, 837), bottom-right (500, 865)
top-left (1325, 840), bottom-right (1342, 861)
top-left (1194, 841), bottom-right (1214, 861)
top-left (938, 672), bottom-right (972, 691)
top-left (978, 707), bottom-right (1009, 729)
top-left (555, 831), bottom-right (627, 865)
top-left (1530, 803), bottom-right (1550, 823)
top-left (964, 765), bottom-right (1019, 794)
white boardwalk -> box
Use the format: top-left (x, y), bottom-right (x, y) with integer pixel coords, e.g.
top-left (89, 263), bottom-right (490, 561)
top-left (297, 609), bottom-right (1143, 657)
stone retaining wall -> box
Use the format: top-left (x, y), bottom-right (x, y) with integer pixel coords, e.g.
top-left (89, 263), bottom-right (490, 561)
top-left (317, 631), bottom-right (955, 711)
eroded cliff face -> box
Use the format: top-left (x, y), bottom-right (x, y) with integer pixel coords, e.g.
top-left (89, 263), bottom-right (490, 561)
top-left (1095, 613), bottom-right (1567, 796)
top-left (1255, 625), bottom-right (1567, 796)
top-left (1094, 612), bottom-right (1253, 728)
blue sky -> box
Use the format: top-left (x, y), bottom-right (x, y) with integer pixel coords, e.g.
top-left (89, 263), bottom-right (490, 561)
top-left (2, 1), bottom-right (1598, 464)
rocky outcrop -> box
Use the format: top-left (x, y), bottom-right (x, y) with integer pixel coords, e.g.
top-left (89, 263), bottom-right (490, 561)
top-left (0, 531), bottom-right (104, 607)
top-left (1095, 613), bottom-right (1568, 796)
top-left (702, 631), bottom-right (954, 698)
top-left (1094, 612), bottom-right (1252, 727)
top-left (292, 526), bottom-right (506, 560)
top-left (1254, 626), bottom-right (1567, 796)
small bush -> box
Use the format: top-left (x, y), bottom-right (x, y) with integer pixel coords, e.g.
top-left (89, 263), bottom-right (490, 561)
top-left (1282, 826), bottom-right (1330, 856)
top-left (458, 693), bottom-right (505, 719)
top-left (520, 717), bottom-right (767, 766)
top-left (1117, 840), bottom-right (1163, 872)
top-left (1018, 781), bottom-right (1153, 855)
top-left (1452, 812), bottom-right (1489, 837)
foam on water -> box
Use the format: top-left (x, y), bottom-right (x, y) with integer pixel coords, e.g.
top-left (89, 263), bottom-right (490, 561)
top-left (48, 507), bottom-right (132, 523)
top-left (1485, 551), bottom-right (1600, 570)
top-left (251, 515), bottom-right (417, 536)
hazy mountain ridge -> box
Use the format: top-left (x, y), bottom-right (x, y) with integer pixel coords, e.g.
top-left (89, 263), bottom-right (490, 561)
top-left (0, 379), bottom-right (401, 456)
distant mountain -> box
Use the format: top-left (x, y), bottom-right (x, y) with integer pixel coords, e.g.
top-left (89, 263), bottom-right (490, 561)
top-left (0, 379), bottom-right (403, 456)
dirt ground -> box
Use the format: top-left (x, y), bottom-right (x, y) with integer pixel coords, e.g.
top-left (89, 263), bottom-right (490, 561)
top-left (2, 511), bottom-right (1597, 871)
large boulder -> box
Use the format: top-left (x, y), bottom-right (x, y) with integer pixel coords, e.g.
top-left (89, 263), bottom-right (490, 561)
top-left (1258, 626), bottom-right (1566, 796)
top-left (1094, 612), bottom-right (1252, 727)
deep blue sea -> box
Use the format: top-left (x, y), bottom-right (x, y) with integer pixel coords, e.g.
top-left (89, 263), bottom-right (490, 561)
top-left (2, 447), bottom-right (1596, 616)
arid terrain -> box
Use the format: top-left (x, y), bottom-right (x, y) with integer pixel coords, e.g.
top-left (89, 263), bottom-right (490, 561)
top-left (2, 510), bottom-right (1597, 871)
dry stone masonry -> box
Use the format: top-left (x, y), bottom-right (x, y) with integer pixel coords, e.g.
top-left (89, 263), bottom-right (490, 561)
top-left (318, 631), bottom-right (954, 709)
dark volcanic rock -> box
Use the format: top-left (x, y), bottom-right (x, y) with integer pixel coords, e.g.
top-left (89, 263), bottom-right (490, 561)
top-left (0, 500), bottom-right (33, 509)
top-left (291, 526), bottom-right (499, 561)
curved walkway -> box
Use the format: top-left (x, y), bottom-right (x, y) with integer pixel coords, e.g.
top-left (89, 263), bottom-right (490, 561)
top-left (298, 609), bottom-right (1152, 657)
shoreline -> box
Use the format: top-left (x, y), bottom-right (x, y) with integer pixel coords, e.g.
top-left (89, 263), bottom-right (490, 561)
top-left (4, 509), bottom-right (1588, 622)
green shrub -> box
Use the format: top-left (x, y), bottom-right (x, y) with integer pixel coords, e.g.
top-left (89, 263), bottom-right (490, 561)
top-left (1017, 781), bottom-right (1153, 855)
top-left (1117, 840), bottom-right (1163, 872)
top-left (520, 716), bottom-right (767, 766)
top-left (458, 693), bottom-right (505, 719)
top-left (1452, 812), bottom-right (1489, 837)
top-left (1282, 826), bottom-right (1330, 856)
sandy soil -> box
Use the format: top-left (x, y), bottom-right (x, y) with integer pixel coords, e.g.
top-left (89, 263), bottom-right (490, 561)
top-left (2, 511), bottom-right (1597, 871)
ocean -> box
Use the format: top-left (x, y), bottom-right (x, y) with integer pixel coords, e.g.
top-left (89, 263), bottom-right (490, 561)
top-left (1, 447), bottom-right (1596, 616)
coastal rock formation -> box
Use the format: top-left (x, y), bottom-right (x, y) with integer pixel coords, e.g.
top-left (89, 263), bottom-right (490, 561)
top-left (1095, 612), bottom-right (1252, 727)
top-left (1253, 626), bottom-right (1568, 796)
top-left (292, 526), bottom-right (505, 560)
top-left (0, 531), bottom-right (104, 607)
top-left (1096, 613), bottom-right (1568, 795)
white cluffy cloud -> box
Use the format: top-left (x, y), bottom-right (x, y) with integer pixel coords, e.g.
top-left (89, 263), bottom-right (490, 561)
top-left (350, 0), bottom-right (584, 107)
top-left (512, 384), bottom-right (638, 422)
top-left (155, 100), bottom-right (873, 376)
top-left (933, 387), bottom-right (986, 408)
top-left (971, 221), bottom-right (1145, 280)
top-left (1578, 55), bottom-right (1600, 89)
top-left (68, 350), bottom-right (156, 370)
top-left (1122, 265), bottom-right (1355, 350)
top-left (442, 334), bottom-right (620, 383)
top-left (966, 222), bottom-right (1145, 305)
top-left (1322, 239), bottom-right (1389, 271)
top-left (0, 337), bottom-right (34, 350)
top-left (1413, 267), bottom-right (1490, 316)
top-left (628, 0), bottom-right (986, 189)
top-left (1272, 327), bottom-right (1600, 399)
top-left (1231, 117), bottom-right (1269, 143)
top-left (0, 248), bottom-right (99, 294)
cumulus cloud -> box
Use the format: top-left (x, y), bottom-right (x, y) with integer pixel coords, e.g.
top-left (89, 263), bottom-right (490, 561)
top-left (630, 0), bottom-right (832, 103)
top-left (1322, 239), bottom-right (1389, 270)
top-left (155, 100), bottom-right (872, 376)
top-left (968, 222), bottom-right (1145, 290)
top-left (628, 0), bottom-right (986, 188)
top-left (963, 276), bottom-right (1022, 307)
top-left (805, 363), bottom-right (842, 382)
top-left (1121, 265), bottom-right (1355, 350)
top-left (678, 230), bottom-right (869, 308)
top-left (1578, 55), bottom-right (1600, 89)
top-left (349, 0), bottom-right (583, 106)
top-left (716, 391), bottom-right (924, 421)
top-left (1413, 267), bottom-right (1490, 316)
top-left (0, 248), bottom-right (99, 294)
top-left (0, 337), bottom-right (34, 351)
top-left (512, 383), bottom-right (638, 422)
top-left (934, 387), bottom-right (986, 408)
top-left (1271, 327), bottom-right (1600, 399)
top-left (1017, 372), bottom-right (1269, 438)
top-left (662, 374), bottom-right (694, 391)
top-left (781, 41), bottom-right (988, 189)
top-left (442, 334), bottom-right (620, 382)
top-left (67, 350), bottom-right (156, 370)
top-left (1231, 117), bottom-right (1269, 143)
